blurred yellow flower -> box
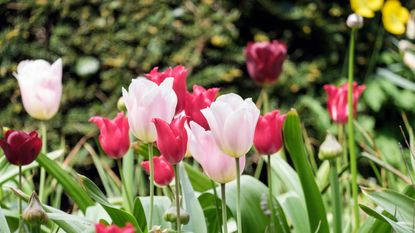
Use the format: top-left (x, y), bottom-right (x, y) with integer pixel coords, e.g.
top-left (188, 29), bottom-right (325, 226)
top-left (382, 0), bottom-right (409, 35)
top-left (351, 0), bottom-right (384, 18)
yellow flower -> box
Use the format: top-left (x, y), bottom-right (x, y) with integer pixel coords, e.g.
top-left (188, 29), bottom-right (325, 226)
top-left (382, 0), bottom-right (410, 35)
top-left (351, 0), bottom-right (384, 18)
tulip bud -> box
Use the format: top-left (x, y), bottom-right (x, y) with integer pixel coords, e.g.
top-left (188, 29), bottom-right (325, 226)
top-left (318, 132), bottom-right (343, 160)
top-left (346, 13), bottom-right (364, 29)
top-left (163, 206), bottom-right (190, 225)
top-left (407, 10), bottom-right (415, 40)
top-left (22, 192), bottom-right (48, 225)
top-left (117, 97), bottom-right (127, 113)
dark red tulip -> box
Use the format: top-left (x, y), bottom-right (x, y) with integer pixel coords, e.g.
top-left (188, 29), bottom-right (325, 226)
top-left (184, 85), bottom-right (219, 130)
top-left (153, 117), bottom-right (188, 165)
top-left (89, 112), bottom-right (130, 159)
top-left (323, 82), bottom-right (366, 124)
top-left (254, 110), bottom-right (286, 155)
top-left (245, 40), bottom-right (287, 84)
top-left (141, 156), bottom-right (175, 186)
top-left (145, 66), bottom-right (188, 114)
top-left (95, 223), bottom-right (135, 233)
top-left (0, 130), bottom-right (42, 166)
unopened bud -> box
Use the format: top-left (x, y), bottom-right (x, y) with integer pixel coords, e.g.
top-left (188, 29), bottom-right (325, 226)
top-left (22, 192), bottom-right (48, 225)
top-left (163, 206), bottom-right (190, 225)
top-left (403, 51), bottom-right (415, 71)
top-left (346, 13), bottom-right (364, 29)
top-left (117, 97), bottom-right (127, 113)
top-left (318, 132), bottom-right (343, 160)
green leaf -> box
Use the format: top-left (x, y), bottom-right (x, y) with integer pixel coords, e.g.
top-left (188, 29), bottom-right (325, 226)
top-left (360, 204), bottom-right (411, 233)
top-left (224, 175), bottom-right (270, 233)
top-left (198, 192), bottom-right (230, 233)
top-left (79, 175), bottom-right (143, 233)
top-left (179, 163), bottom-right (207, 233)
top-left (270, 154), bottom-right (303, 199)
top-left (0, 206), bottom-right (11, 233)
top-left (278, 192), bottom-right (310, 233)
top-left (283, 109), bottom-right (329, 233)
top-left (139, 196), bottom-right (171, 229)
top-left (364, 79), bottom-right (387, 112)
top-left (183, 162), bottom-right (213, 192)
top-left (35, 153), bottom-right (94, 212)
top-left (133, 197), bottom-right (147, 232)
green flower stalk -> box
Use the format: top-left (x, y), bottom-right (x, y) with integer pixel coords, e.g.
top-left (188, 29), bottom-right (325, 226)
top-left (148, 144), bottom-right (155, 228)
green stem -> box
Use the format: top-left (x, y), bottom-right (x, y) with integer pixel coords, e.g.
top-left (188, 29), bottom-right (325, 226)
top-left (347, 28), bottom-right (360, 231)
top-left (148, 144), bottom-right (154, 228)
top-left (267, 155), bottom-right (276, 233)
top-left (329, 159), bottom-right (342, 233)
top-left (235, 158), bottom-right (242, 233)
top-left (39, 122), bottom-right (47, 203)
top-left (254, 86), bottom-right (270, 179)
top-left (254, 158), bottom-right (264, 179)
top-left (174, 164), bottom-right (181, 233)
top-left (117, 159), bottom-right (132, 212)
top-left (19, 165), bottom-right (22, 221)
top-left (212, 180), bottom-right (223, 233)
top-left (221, 183), bottom-right (228, 233)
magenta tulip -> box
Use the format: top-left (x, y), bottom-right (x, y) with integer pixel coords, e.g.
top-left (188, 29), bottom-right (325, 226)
top-left (95, 223), bottom-right (135, 233)
top-left (254, 110), bottom-right (286, 155)
top-left (185, 85), bottom-right (219, 130)
top-left (153, 117), bottom-right (188, 164)
top-left (141, 156), bottom-right (175, 186)
top-left (89, 112), bottom-right (130, 159)
top-left (0, 130), bottom-right (42, 166)
top-left (245, 40), bottom-right (287, 84)
top-left (323, 82), bottom-right (365, 124)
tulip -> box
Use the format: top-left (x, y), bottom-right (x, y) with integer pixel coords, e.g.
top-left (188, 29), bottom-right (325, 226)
top-left (141, 156), bottom-right (175, 186)
top-left (153, 117), bottom-right (188, 165)
top-left (382, 0), bottom-right (409, 35)
top-left (350, 0), bottom-right (383, 18)
top-left (254, 110), bottom-right (286, 155)
top-left (89, 112), bottom-right (130, 159)
top-left (122, 77), bottom-right (177, 143)
top-left (187, 121), bottom-right (245, 184)
top-left (95, 223), bottom-right (135, 233)
top-left (184, 85), bottom-right (219, 130)
top-left (0, 130), bottom-right (42, 166)
top-left (245, 40), bottom-right (287, 85)
top-left (14, 58), bottom-right (62, 120)
top-left (145, 66), bottom-right (188, 114)
top-left (201, 93), bottom-right (260, 158)
top-left (323, 82), bottom-right (365, 124)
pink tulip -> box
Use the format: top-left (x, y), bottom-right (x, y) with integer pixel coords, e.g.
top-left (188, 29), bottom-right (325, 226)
top-left (254, 110), bottom-right (286, 155)
top-left (184, 85), bottom-right (219, 130)
top-left (0, 130), bottom-right (42, 166)
top-left (245, 40), bottom-right (287, 84)
top-left (145, 66), bottom-right (188, 114)
top-left (122, 77), bottom-right (177, 143)
top-left (153, 116), bottom-right (188, 164)
top-left (201, 93), bottom-right (260, 158)
top-left (141, 156), bottom-right (175, 186)
top-left (323, 82), bottom-right (365, 124)
top-left (95, 223), bottom-right (135, 233)
top-left (187, 121), bottom-right (245, 184)
top-left (89, 112), bottom-right (130, 159)
top-left (14, 58), bottom-right (62, 120)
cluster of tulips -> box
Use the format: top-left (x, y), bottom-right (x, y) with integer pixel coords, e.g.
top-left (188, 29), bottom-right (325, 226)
top-left (0, 12), bottom-right (375, 233)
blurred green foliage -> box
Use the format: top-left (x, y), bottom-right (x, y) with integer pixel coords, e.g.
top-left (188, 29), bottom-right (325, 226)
top-left (1, 0), bottom-right (415, 158)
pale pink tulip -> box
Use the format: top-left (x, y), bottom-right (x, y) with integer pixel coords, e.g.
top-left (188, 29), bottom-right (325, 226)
top-left (14, 58), bottom-right (62, 120)
top-left (187, 121), bottom-right (245, 184)
top-left (122, 77), bottom-right (177, 143)
top-left (201, 93), bottom-right (260, 158)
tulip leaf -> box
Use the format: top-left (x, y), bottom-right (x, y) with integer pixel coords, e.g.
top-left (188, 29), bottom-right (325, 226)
top-left (198, 192), bottom-right (232, 233)
top-left (278, 192), bottom-right (310, 233)
top-left (0, 207), bottom-right (10, 233)
top-left (183, 162), bottom-right (213, 192)
top-left (139, 196), bottom-right (172, 229)
top-left (283, 109), bottom-right (329, 233)
top-left (10, 187), bottom-right (95, 233)
top-left (360, 204), bottom-right (411, 233)
top-left (0, 150), bottom-right (64, 185)
top-left (79, 175), bottom-right (143, 233)
top-left (133, 197), bottom-right (147, 232)
top-left (179, 163), bottom-right (208, 233)
top-left (35, 153), bottom-right (94, 213)
top-left (224, 175), bottom-right (271, 233)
